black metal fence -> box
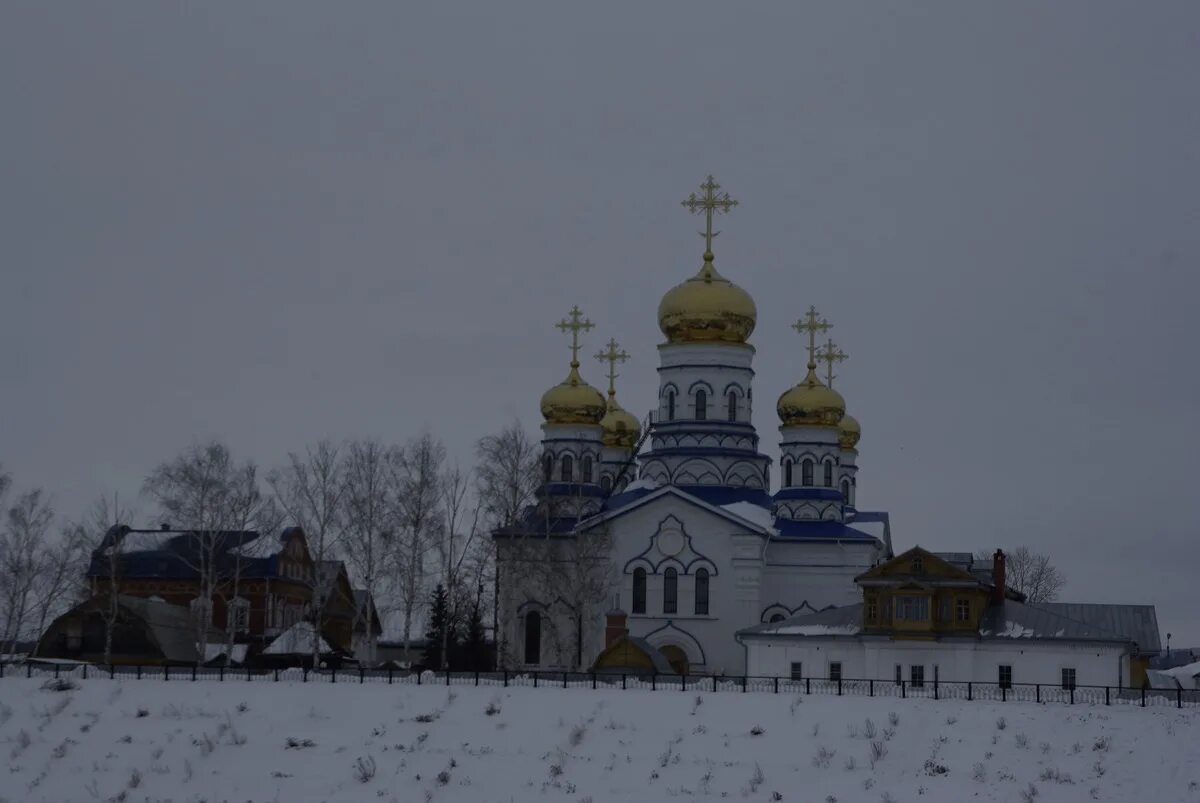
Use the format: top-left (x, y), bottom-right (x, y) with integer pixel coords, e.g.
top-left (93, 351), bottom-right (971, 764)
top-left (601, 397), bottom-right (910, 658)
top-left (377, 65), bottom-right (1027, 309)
top-left (5, 662), bottom-right (1198, 710)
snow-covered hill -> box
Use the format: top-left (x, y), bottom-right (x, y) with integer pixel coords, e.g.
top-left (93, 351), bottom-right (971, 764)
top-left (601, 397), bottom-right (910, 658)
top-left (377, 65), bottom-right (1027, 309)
top-left (0, 675), bottom-right (1196, 802)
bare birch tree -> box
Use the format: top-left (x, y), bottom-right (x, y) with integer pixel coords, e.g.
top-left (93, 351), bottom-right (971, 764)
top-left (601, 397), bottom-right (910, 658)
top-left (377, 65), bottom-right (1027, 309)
top-left (434, 464), bottom-right (485, 669)
top-left (0, 488), bottom-right (55, 654)
top-left (474, 422), bottom-right (541, 666)
top-left (144, 441), bottom-right (270, 655)
top-left (82, 493), bottom-right (139, 665)
top-left (976, 546), bottom-right (1066, 603)
top-left (389, 433), bottom-right (445, 652)
top-left (342, 438), bottom-right (396, 663)
top-left (268, 440), bottom-right (347, 668)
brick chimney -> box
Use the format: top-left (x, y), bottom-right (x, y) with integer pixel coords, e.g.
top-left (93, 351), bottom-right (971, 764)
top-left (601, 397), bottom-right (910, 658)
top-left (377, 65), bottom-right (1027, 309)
top-left (604, 608), bottom-right (628, 648)
top-left (992, 549), bottom-right (1006, 604)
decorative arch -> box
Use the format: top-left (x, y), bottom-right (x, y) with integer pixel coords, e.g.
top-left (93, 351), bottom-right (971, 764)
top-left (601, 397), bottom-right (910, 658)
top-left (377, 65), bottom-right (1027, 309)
top-left (721, 381), bottom-right (746, 397)
top-left (782, 458), bottom-right (793, 487)
top-left (823, 459), bottom-right (835, 488)
top-left (686, 379), bottom-right (715, 396)
top-left (760, 600), bottom-right (825, 623)
top-left (623, 514), bottom-right (719, 576)
top-left (643, 621), bottom-right (706, 667)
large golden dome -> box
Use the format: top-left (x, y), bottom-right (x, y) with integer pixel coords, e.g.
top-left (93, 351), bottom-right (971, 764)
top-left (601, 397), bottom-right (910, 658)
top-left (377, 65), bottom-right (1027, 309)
top-left (777, 367), bottom-right (846, 427)
top-left (599, 397), bottom-right (640, 448)
top-left (540, 365), bottom-right (606, 425)
top-left (658, 254), bottom-right (757, 344)
top-left (838, 411), bottom-right (861, 449)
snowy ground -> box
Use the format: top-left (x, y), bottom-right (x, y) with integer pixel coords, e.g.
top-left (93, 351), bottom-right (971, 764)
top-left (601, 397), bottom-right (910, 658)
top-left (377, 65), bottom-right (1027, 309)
top-left (0, 674), bottom-right (1197, 803)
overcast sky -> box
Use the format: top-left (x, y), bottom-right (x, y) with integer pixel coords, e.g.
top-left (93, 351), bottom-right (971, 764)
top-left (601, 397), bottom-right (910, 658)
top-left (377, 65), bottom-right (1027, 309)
top-left (2, 2), bottom-right (1198, 645)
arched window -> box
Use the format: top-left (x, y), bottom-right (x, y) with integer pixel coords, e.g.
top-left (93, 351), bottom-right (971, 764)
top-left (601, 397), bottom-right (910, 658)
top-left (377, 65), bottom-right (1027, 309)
top-left (783, 459), bottom-right (793, 487)
top-left (727, 391), bottom-right (738, 422)
top-left (663, 568), bottom-right (678, 614)
top-left (543, 454), bottom-right (553, 482)
top-left (769, 613), bottom-right (786, 623)
top-left (632, 568), bottom-right (647, 614)
top-left (824, 460), bottom-right (834, 487)
top-left (581, 456), bottom-right (593, 484)
top-left (560, 454), bottom-right (573, 482)
top-left (841, 479), bottom-right (851, 503)
top-left (524, 610), bottom-right (541, 665)
top-left (600, 475), bottom-right (612, 494)
top-left (694, 568), bottom-right (710, 615)
top-left (666, 390), bottom-right (676, 421)
top-left (801, 459), bottom-right (814, 486)
top-left (695, 390), bottom-right (707, 420)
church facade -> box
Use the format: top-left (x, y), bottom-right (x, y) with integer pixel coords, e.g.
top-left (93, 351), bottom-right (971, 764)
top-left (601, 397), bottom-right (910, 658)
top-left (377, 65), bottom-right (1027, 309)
top-left (494, 177), bottom-right (891, 675)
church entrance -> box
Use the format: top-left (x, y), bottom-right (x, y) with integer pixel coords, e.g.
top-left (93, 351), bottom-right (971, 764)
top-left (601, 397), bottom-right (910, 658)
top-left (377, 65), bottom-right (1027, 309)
top-left (658, 644), bottom-right (689, 675)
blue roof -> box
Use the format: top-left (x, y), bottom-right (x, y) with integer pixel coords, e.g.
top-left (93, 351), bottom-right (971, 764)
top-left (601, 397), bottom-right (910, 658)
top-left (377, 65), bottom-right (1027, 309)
top-left (771, 518), bottom-right (880, 542)
top-left (88, 527), bottom-right (281, 580)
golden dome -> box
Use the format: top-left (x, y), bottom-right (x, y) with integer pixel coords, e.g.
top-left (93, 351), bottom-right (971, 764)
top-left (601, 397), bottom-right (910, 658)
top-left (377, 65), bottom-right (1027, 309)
top-left (540, 364), bottom-right (606, 425)
top-left (839, 411), bottom-right (861, 449)
top-left (777, 367), bottom-right (846, 427)
top-left (658, 254), bottom-right (757, 344)
top-left (599, 397), bottom-right (640, 448)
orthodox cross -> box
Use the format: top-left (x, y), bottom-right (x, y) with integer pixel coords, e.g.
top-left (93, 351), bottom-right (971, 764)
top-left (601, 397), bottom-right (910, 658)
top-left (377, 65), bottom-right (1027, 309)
top-left (792, 305), bottom-right (832, 369)
top-left (555, 305), bottom-right (595, 367)
top-left (817, 338), bottom-right (848, 387)
top-left (681, 175), bottom-right (739, 256)
top-left (594, 338), bottom-right (631, 398)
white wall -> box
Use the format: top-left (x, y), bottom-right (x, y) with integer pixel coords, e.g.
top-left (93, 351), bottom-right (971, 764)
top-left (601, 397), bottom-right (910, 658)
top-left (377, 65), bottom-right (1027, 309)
top-left (745, 636), bottom-right (1130, 687)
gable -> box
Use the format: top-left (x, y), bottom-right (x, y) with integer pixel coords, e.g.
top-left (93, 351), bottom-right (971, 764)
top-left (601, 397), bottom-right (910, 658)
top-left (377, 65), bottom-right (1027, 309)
top-left (855, 545), bottom-right (980, 585)
top-left (579, 486), bottom-right (771, 536)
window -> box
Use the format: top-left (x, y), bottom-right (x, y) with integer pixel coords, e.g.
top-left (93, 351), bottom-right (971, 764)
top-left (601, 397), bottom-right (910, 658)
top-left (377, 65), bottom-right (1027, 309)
top-left (783, 460), bottom-right (793, 487)
top-left (580, 456), bottom-right (593, 484)
top-left (523, 611), bottom-right (541, 665)
top-left (841, 479), bottom-right (850, 502)
top-left (956, 598), bottom-right (970, 623)
top-left (911, 665), bottom-right (925, 688)
top-left (790, 662), bottom-right (803, 681)
top-left (600, 475), bottom-right (612, 494)
top-left (769, 613), bottom-right (786, 623)
top-left (190, 597), bottom-right (212, 625)
top-left (865, 597), bottom-right (878, 622)
top-left (824, 460), bottom-right (834, 487)
top-left (560, 454), bottom-right (573, 482)
top-left (911, 556), bottom-right (924, 574)
top-left (998, 665), bottom-right (1012, 690)
top-left (829, 662), bottom-right (842, 682)
top-left (694, 389), bottom-right (707, 420)
top-left (663, 568), bottom-right (678, 614)
top-left (1061, 668), bottom-right (1076, 691)
top-left (230, 598), bottom-right (249, 634)
top-left (632, 568), bottom-right (647, 614)
top-left (895, 664), bottom-right (902, 684)
top-left (801, 459), bottom-right (814, 486)
top-left (543, 454), bottom-right (553, 481)
top-left (895, 595), bottom-right (930, 621)
top-left (694, 568), bottom-right (710, 615)
top-left (727, 391), bottom-right (738, 422)
top-left (666, 390), bottom-right (676, 421)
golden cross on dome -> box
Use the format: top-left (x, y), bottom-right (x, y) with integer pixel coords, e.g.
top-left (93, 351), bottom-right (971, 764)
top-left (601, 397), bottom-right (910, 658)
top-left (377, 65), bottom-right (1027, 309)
top-left (555, 305), bottom-right (595, 367)
top-left (792, 305), bottom-right (832, 370)
top-left (594, 338), bottom-right (630, 398)
top-left (817, 338), bottom-right (848, 387)
top-left (681, 175), bottom-right (738, 257)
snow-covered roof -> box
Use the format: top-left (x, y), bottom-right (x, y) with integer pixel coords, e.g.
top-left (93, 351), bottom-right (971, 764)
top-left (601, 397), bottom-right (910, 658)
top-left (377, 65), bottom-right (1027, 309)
top-left (739, 604), bottom-right (864, 637)
top-left (720, 502), bottom-right (776, 533)
top-left (203, 643), bottom-right (249, 665)
top-left (263, 622), bottom-right (336, 656)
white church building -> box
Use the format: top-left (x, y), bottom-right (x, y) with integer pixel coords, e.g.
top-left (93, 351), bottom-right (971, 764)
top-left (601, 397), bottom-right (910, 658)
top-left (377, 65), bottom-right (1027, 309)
top-left (494, 176), bottom-right (890, 675)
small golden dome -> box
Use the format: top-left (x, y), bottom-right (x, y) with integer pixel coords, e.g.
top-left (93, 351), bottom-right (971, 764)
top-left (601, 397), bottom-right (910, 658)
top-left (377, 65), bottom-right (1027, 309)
top-left (599, 397), bottom-right (641, 448)
top-left (777, 367), bottom-right (845, 427)
top-left (839, 411), bottom-right (861, 449)
top-left (658, 255), bottom-right (757, 344)
top-left (540, 365), bottom-right (606, 425)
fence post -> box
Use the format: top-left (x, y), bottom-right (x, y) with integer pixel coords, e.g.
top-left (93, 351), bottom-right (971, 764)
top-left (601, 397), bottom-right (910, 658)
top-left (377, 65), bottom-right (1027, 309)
top-left (1105, 686), bottom-right (1109, 706)
top-left (416, 669), bottom-right (421, 685)
top-left (934, 679), bottom-right (938, 700)
top-left (275, 669), bottom-right (280, 682)
top-left (742, 675), bottom-right (747, 693)
top-left (806, 677), bottom-right (810, 695)
top-left (137, 665), bottom-right (142, 680)
top-left (110, 664), bottom-right (115, 680)
top-left (869, 679), bottom-right (874, 697)
top-left (303, 667), bottom-right (308, 683)
top-left (533, 671), bottom-right (538, 688)
top-left (164, 665), bottom-right (169, 682)
top-left (218, 665), bottom-right (222, 682)
top-left (1070, 686), bottom-right (1074, 705)
top-left (1178, 687), bottom-right (1183, 709)
top-left (503, 669), bottom-right (508, 688)
top-left (247, 666), bottom-right (252, 682)
top-left (621, 673), bottom-right (626, 690)
top-left (1002, 685), bottom-right (1006, 703)
top-left (592, 672), bottom-right (596, 690)
top-left (1141, 686), bottom-right (1146, 707)
top-left (563, 671), bottom-right (568, 689)
top-left (967, 681), bottom-right (972, 701)
top-left (331, 667), bottom-right (336, 684)
top-left (82, 664), bottom-right (87, 680)
top-left (1036, 684), bottom-right (1040, 704)
top-left (837, 677), bottom-right (842, 696)
top-left (652, 673), bottom-right (656, 691)
top-left (387, 668), bottom-right (392, 685)
top-left (683, 674), bottom-right (688, 692)
top-left (55, 664), bottom-right (60, 679)
top-left (774, 676), bottom-right (778, 695)
top-left (191, 664), bottom-right (196, 682)
top-left (27, 663), bottom-right (32, 679)
top-left (902, 680), bottom-right (906, 699)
